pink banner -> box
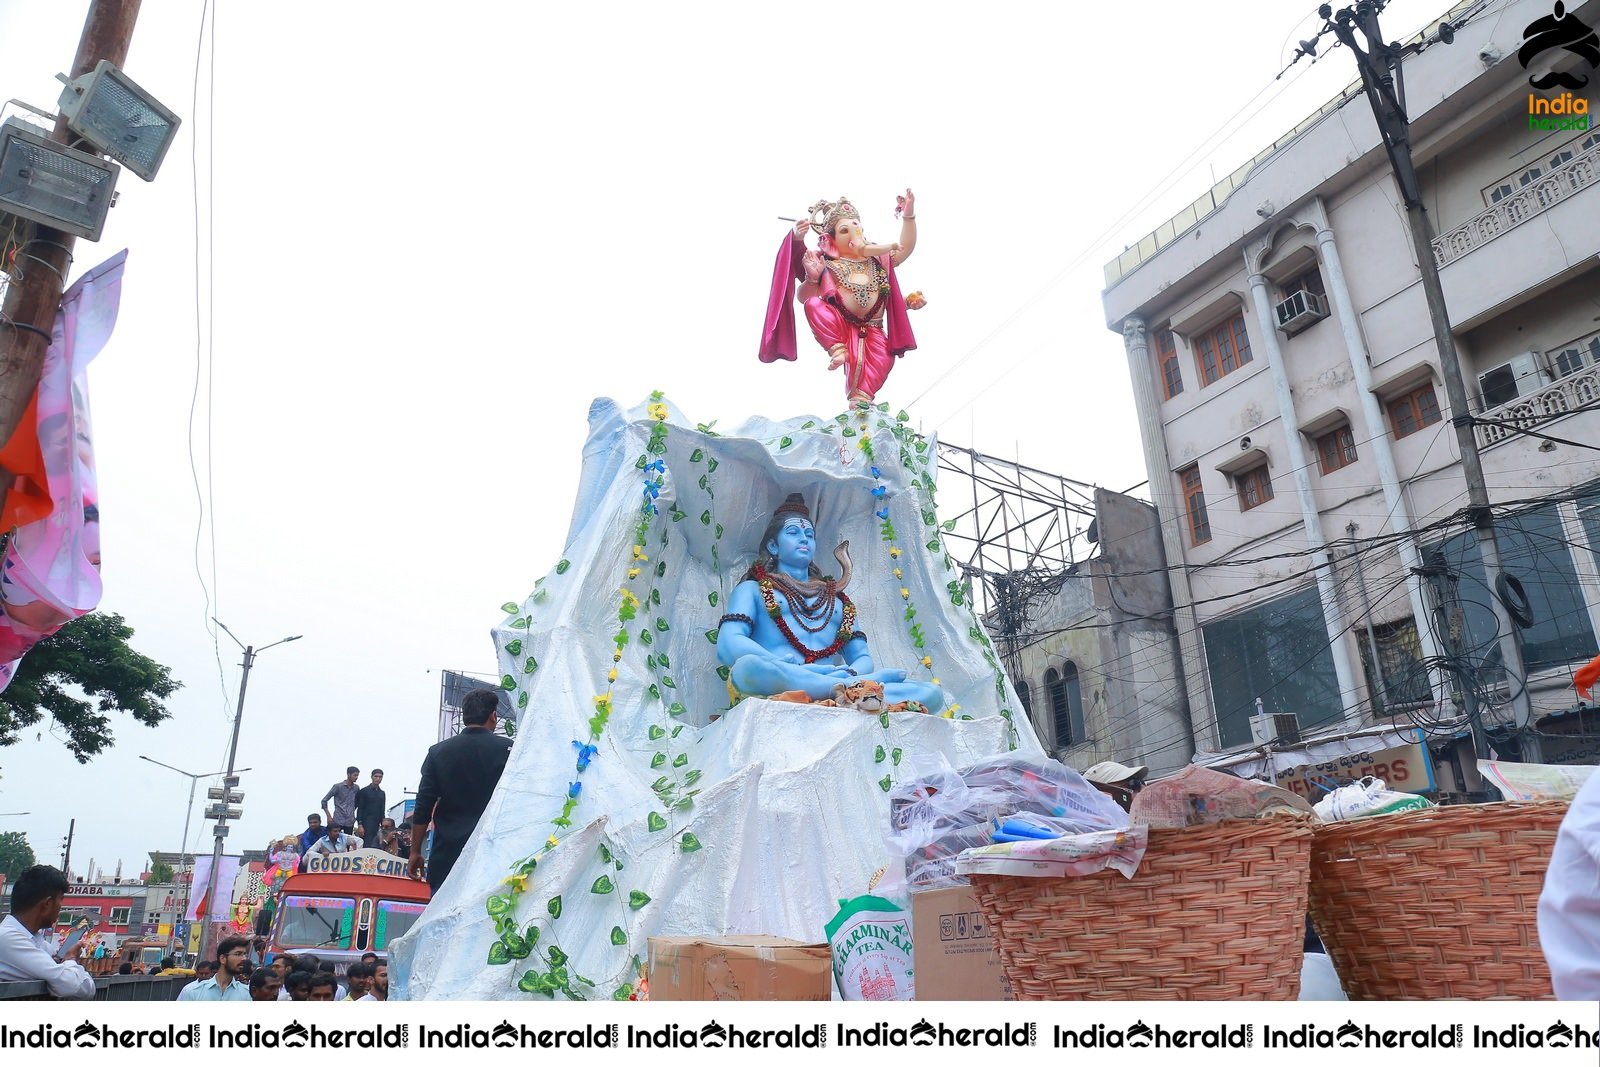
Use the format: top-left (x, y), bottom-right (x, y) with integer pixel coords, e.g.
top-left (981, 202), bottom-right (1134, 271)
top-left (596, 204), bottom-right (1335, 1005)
top-left (0, 250), bottom-right (125, 690)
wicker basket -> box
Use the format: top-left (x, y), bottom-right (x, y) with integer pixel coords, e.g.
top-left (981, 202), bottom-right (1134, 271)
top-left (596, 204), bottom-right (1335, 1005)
top-left (968, 818), bottom-right (1313, 1000)
top-left (1309, 801), bottom-right (1566, 1000)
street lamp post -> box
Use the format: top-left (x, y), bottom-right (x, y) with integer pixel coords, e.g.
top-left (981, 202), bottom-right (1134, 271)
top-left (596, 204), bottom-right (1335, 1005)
top-left (138, 756), bottom-right (250, 957)
top-left (195, 621), bottom-right (300, 966)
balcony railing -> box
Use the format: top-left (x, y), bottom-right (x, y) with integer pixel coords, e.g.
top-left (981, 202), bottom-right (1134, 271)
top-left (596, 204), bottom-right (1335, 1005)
top-left (1434, 143), bottom-right (1600, 266)
top-left (1475, 364), bottom-right (1600, 448)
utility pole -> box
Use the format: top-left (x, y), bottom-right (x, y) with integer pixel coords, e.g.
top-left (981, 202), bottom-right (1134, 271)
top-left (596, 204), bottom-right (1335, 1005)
top-left (0, 0), bottom-right (142, 450)
top-left (196, 622), bottom-right (300, 966)
top-left (60, 818), bottom-right (75, 878)
top-left (1323, 0), bottom-right (1541, 761)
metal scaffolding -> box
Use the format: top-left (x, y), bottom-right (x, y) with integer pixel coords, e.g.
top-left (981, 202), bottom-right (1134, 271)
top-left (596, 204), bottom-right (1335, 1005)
top-left (933, 441), bottom-right (1115, 674)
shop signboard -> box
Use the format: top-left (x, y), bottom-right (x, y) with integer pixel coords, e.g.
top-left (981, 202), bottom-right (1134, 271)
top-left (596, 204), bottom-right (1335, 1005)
top-left (1273, 739), bottom-right (1435, 799)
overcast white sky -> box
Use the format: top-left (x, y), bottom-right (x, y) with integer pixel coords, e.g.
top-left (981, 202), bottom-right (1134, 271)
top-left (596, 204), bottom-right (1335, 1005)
top-left (0, 0), bottom-right (1443, 880)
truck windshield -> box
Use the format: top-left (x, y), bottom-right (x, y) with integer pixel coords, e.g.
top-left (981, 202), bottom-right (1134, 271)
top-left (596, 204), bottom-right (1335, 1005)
top-left (374, 900), bottom-right (426, 949)
top-left (277, 895), bottom-right (354, 949)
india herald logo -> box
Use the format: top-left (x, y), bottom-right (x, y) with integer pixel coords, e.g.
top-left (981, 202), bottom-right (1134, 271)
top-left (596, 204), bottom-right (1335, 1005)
top-left (1520, 2), bottom-right (1600, 90)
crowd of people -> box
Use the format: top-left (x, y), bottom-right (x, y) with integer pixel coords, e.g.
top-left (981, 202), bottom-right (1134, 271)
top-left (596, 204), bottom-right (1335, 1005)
top-left (264, 767), bottom-right (409, 876)
top-left (178, 939), bottom-right (390, 1002)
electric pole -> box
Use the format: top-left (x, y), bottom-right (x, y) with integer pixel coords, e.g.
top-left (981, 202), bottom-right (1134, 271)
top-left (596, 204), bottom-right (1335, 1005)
top-left (60, 817), bottom-right (75, 879)
top-left (0, 0), bottom-right (142, 450)
top-left (195, 622), bottom-right (300, 966)
top-left (1322, 0), bottom-right (1542, 762)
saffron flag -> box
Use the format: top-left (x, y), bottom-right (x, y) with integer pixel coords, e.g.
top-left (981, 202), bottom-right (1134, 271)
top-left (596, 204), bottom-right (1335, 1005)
top-left (0, 250), bottom-right (125, 691)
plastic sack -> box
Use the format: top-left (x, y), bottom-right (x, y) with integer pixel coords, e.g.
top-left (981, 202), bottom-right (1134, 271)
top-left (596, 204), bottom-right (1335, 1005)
top-left (955, 825), bottom-right (1149, 880)
top-left (824, 895), bottom-right (914, 1001)
top-left (1312, 776), bottom-right (1433, 822)
top-left (886, 754), bottom-right (1128, 889)
top-left (1133, 764), bottom-right (1313, 829)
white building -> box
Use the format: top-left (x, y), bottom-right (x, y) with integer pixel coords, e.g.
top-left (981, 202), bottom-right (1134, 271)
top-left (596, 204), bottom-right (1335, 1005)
top-left (1101, 0), bottom-right (1600, 781)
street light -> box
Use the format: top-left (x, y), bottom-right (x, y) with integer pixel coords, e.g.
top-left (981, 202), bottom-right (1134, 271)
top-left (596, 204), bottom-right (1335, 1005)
top-left (196, 621), bottom-right (301, 965)
top-left (138, 756), bottom-right (250, 957)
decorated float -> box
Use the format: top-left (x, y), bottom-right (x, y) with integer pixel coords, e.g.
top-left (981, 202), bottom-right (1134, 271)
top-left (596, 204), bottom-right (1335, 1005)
top-left (390, 192), bottom-right (1041, 1000)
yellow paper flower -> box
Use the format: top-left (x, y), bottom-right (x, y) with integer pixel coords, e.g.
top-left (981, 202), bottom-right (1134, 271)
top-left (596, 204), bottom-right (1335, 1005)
top-left (607, 667), bottom-right (618, 683)
top-left (932, 678), bottom-right (942, 685)
top-left (947, 703), bottom-right (961, 715)
top-left (613, 650), bottom-right (623, 663)
top-left (627, 567), bottom-right (641, 580)
top-left (648, 402), bottom-right (669, 421)
top-left (504, 872), bottom-right (530, 894)
top-left (940, 709), bottom-right (955, 719)
top-left (889, 547), bottom-right (902, 558)
top-left (900, 588), bottom-right (910, 600)
top-left (632, 545), bottom-right (649, 561)
top-left (546, 834), bottom-right (560, 849)
top-left (920, 656), bottom-right (933, 669)
top-left (619, 588), bottom-right (640, 607)
top-left (893, 568), bottom-right (903, 580)
top-left (593, 694), bottom-right (612, 711)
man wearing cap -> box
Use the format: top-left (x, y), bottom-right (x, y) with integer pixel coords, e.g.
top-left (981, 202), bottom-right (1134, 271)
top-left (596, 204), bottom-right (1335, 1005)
top-left (1083, 760), bottom-right (1149, 812)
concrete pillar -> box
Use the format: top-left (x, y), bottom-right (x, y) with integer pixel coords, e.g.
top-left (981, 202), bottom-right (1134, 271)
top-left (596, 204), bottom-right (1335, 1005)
top-left (1246, 270), bottom-right (1364, 726)
top-left (1313, 223), bottom-right (1447, 684)
top-left (1121, 316), bottom-right (1208, 757)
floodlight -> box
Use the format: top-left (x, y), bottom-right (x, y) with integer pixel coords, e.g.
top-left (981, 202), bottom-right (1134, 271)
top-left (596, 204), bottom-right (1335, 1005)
top-left (57, 60), bottom-right (180, 181)
top-left (0, 118), bottom-right (119, 241)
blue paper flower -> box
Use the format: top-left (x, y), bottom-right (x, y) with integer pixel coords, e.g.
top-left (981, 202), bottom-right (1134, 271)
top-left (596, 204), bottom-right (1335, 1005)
top-left (871, 486), bottom-right (887, 498)
top-left (567, 781), bottom-right (582, 799)
top-left (572, 741), bottom-right (598, 772)
top-left (875, 507), bottom-right (890, 520)
top-left (870, 466), bottom-right (881, 478)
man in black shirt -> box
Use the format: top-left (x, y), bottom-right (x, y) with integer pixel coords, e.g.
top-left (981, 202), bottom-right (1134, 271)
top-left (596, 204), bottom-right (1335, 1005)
top-left (356, 770), bottom-right (386, 847)
top-left (409, 689), bottom-right (513, 892)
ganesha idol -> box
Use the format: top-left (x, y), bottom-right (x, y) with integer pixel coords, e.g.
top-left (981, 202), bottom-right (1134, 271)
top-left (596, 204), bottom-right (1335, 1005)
top-left (758, 190), bottom-right (925, 404)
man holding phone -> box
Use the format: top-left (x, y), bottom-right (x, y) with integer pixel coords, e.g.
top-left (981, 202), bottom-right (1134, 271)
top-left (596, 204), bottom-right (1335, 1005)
top-left (0, 865), bottom-right (96, 998)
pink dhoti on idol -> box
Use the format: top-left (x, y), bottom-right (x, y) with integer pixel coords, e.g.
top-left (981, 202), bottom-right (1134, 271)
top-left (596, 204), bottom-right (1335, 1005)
top-left (757, 194), bottom-right (919, 404)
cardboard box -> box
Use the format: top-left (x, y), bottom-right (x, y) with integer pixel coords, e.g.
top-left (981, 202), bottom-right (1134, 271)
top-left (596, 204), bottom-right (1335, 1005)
top-left (647, 935), bottom-right (831, 1001)
top-left (910, 884), bottom-right (1013, 1000)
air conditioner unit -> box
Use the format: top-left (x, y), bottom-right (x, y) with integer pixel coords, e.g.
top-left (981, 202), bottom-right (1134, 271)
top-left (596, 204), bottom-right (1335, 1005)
top-left (1250, 712), bottom-right (1302, 745)
top-left (1274, 289), bottom-right (1328, 335)
top-left (1477, 350), bottom-right (1550, 409)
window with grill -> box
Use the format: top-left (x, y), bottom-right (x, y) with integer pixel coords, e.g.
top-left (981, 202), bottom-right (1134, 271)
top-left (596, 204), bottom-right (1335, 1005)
top-left (1236, 465), bottom-right (1275, 510)
top-left (1015, 679), bottom-right (1033, 720)
top-left (1045, 663), bottom-right (1085, 748)
top-left (1549, 331), bottom-right (1600, 379)
top-left (1156, 329), bottom-right (1183, 399)
top-left (1180, 464), bottom-right (1210, 545)
top-left (109, 907), bottom-right (130, 926)
top-left (1355, 617), bottom-right (1433, 712)
top-left (1193, 312), bottom-right (1253, 387)
top-left (1388, 383), bottom-right (1442, 439)
top-left (1315, 425), bottom-right (1358, 474)
top-left (1548, 148), bottom-right (1576, 169)
top-left (1584, 133), bottom-right (1600, 152)
top-left (1277, 268), bottom-right (1326, 301)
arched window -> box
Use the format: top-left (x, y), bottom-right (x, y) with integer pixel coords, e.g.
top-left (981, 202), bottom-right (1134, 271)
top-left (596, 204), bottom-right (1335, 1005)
top-left (1015, 679), bottom-right (1033, 720)
top-left (1046, 664), bottom-right (1085, 748)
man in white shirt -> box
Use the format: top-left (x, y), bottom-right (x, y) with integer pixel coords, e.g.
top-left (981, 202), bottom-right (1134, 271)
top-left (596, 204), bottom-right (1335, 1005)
top-left (175, 936), bottom-right (251, 1001)
top-left (305, 826), bottom-right (360, 859)
top-left (0, 864), bottom-right (96, 999)
top-left (1539, 771), bottom-right (1600, 998)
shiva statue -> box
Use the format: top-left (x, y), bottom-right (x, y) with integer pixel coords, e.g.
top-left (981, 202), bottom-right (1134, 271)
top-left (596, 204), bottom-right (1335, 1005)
top-left (716, 494), bottom-right (944, 711)
top-left (758, 191), bottom-right (925, 404)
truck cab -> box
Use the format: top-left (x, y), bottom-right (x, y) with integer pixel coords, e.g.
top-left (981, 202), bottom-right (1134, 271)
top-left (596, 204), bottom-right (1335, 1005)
top-left (266, 848), bottom-right (429, 971)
